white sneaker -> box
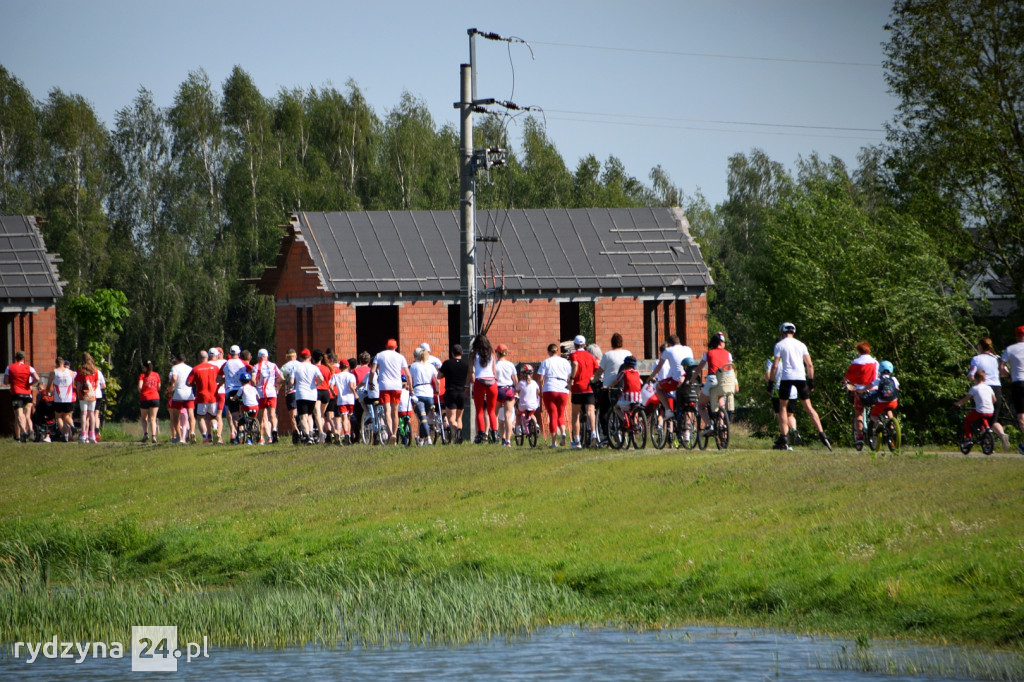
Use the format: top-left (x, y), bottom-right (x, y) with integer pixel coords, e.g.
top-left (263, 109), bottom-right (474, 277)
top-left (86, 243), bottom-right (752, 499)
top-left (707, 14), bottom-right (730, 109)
top-left (1000, 433), bottom-right (1011, 450)
top-left (425, 437), bottom-right (432, 445)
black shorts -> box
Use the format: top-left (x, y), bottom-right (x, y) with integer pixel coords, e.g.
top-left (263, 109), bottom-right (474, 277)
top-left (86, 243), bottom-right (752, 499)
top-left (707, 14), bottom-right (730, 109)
top-left (772, 396), bottom-right (798, 414)
top-left (139, 399), bottom-right (160, 409)
top-left (571, 392), bottom-right (596, 406)
top-left (778, 380), bottom-right (810, 402)
top-left (54, 401), bottom-right (75, 414)
top-left (317, 389), bottom-right (330, 405)
top-left (1010, 381), bottom-right (1024, 414)
top-left (296, 399), bottom-right (316, 416)
top-left (444, 391), bottom-right (466, 410)
top-left (11, 395), bottom-right (31, 410)
top-left (326, 401), bottom-right (338, 416)
top-left (286, 392), bottom-right (297, 411)
top-left (991, 385), bottom-right (1003, 419)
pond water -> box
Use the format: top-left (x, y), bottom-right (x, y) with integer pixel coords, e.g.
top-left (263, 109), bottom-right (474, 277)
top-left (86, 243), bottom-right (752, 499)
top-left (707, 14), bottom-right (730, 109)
top-left (1, 626), bottom-right (1014, 681)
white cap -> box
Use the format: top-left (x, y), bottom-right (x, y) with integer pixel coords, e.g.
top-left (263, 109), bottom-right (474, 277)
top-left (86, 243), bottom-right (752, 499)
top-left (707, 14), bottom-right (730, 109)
top-left (208, 347), bottom-right (219, 357)
top-left (574, 335), bottom-right (586, 346)
top-left (419, 342), bottom-right (431, 352)
top-left (258, 348), bottom-right (269, 358)
top-left (229, 344), bottom-right (241, 355)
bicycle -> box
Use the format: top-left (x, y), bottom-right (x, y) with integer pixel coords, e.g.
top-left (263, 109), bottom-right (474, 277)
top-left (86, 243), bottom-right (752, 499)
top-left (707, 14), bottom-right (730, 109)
top-left (700, 403), bottom-right (730, 450)
top-left (235, 410), bottom-right (260, 445)
top-left (959, 410), bottom-right (995, 456)
top-left (514, 410), bottom-right (540, 447)
top-left (605, 393), bottom-right (647, 450)
top-left (361, 401), bottom-right (390, 446)
top-left (578, 411), bottom-right (595, 448)
top-left (397, 414), bottom-right (413, 447)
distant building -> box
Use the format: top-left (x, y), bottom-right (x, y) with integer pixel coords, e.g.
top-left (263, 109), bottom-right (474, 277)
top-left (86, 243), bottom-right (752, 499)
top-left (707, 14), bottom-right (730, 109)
top-left (0, 216), bottom-right (64, 435)
top-left (252, 208), bottom-right (713, 364)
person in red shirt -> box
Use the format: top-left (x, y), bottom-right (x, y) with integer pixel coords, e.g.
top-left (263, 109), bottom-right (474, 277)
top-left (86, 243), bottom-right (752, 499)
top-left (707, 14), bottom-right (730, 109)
top-left (188, 349), bottom-right (222, 444)
top-left (75, 352), bottom-right (101, 443)
top-left (138, 360), bottom-right (161, 443)
top-left (4, 350), bottom-right (40, 442)
top-left (569, 335), bottom-right (599, 449)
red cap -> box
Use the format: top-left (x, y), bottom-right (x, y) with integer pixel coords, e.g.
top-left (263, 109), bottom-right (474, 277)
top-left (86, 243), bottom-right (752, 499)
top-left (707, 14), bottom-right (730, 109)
top-left (338, 359), bottom-right (349, 369)
top-left (300, 348), bottom-right (311, 358)
top-left (386, 338), bottom-right (398, 349)
top-left (1017, 325), bottom-right (1024, 337)
top-left (495, 343), bottom-right (508, 353)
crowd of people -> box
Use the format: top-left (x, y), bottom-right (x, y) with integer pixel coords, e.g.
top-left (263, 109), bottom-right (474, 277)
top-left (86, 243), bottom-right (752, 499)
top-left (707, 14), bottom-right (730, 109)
top-left (4, 323), bottom-right (1022, 452)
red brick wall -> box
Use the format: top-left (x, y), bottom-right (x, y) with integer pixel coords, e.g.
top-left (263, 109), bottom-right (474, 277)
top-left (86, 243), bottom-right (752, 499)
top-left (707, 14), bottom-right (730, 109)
top-left (683, 295), bottom-right (709, 361)
top-left (276, 238), bottom-right (324, 300)
top-left (482, 299), bottom-right (560, 362)
top-left (398, 301), bottom-right (451, 360)
top-left (594, 298), bottom-right (645, 357)
top-left (10, 307), bottom-right (58, 369)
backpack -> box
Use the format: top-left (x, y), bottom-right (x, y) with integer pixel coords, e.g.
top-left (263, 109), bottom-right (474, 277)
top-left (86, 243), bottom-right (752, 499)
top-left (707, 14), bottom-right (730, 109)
top-left (876, 375), bottom-right (898, 402)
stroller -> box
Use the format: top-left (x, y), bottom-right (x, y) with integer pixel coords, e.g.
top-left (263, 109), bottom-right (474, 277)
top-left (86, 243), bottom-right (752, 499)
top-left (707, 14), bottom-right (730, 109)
top-left (31, 394), bottom-right (61, 442)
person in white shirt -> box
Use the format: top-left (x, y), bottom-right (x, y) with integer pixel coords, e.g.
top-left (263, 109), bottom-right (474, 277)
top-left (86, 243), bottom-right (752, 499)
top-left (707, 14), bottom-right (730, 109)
top-left (289, 349), bottom-right (322, 442)
top-left (208, 347), bottom-right (227, 444)
top-left (418, 342), bottom-right (443, 370)
top-left (969, 337), bottom-right (1011, 450)
top-left (408, 348), bottom-right (440, 445)
top-left (1000, 325), bottom-right (1024, 454)
top-left (537, 343), bottom-right (572, 447)
top-left (370, 339), bottom-right (409, 445)
top-left (768, 322), bottom-right (831, 451)
top-left (168, 353), bottom-right (195, 444)
top-left (279, 349), bottom-right (300, 443)
top-left (252, 348), bottom-right (284, 444)
top-left (955, 369), bottom-right (996, 443)
top-left (47, 356), bottom-right (76, 442)
top-left (648, 334), bottom-right (693, 415)
top-left (494, 344), bottom-right (519, 447)
top-left (516, 365), bottom-right (541, 436)
top-left (329, 359), bottom-right (358, 444)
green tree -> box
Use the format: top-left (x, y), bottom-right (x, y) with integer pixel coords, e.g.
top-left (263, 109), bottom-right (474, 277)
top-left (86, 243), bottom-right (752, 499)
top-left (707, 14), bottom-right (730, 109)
top-left (0, 66), bottom-right (39, 213)
top-left (65, 288), bottom-right (130, 419)
top-left (884, 0), bottom-right (1024, 309)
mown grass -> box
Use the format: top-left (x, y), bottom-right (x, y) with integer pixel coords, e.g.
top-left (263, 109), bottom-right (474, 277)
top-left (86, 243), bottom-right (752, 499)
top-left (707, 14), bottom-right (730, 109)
top-left (1, 429), bottom-right (1023, 652)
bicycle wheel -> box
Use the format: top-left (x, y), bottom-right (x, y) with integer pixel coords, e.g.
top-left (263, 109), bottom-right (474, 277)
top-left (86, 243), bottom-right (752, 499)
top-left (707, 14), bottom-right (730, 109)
top-left (715, 410), bottom-right (730, 450)
top-left (400, 419), bottom-right (412, 447)
top-left (650, 410), bottom-right (668, 450)
top-left (866, 421), bottom-right (879, 452)
top-left (245, 418), bottom-right (259, 444)
top-left (629, 407), bottom-right (647, 450)
top-left (527, 419), bottom-right (539, 447)
top-left (980, 429), bottom-right (995, 455)
top-left (580, 415), bottom-right (593, 448)
top-left (696, 411), bottom-right (709, 450)
top-left (606, 411), bottom-right (625, 450)
top-left (883, 418), bottom-right (901, 453)
top-left (853, 422), bottom-right (864, 451)
top-left (361, 418), bottom-right (374, 445)
top-left (678, 410), bottom-right (698, 450)
top-left (514, 421), bottom-right (524, 446)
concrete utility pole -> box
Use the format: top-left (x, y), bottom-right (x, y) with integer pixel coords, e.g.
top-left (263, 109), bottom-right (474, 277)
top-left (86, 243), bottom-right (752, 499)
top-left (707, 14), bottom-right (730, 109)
top-left (458, 62), bottom-right (477, 354)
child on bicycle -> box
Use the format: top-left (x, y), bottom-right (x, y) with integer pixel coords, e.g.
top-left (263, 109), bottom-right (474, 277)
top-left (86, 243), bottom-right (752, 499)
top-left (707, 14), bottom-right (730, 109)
top-left (516, 364), bottom-right (540, 436)
top-left (954, 369), bottom-right (995, 442)
top-left (609, 356), bottom-right (642, 417)
top-left (239, 372), bottom-right (260, 442)
top-left (398, 376), bottom-right (414, 437)
top-left (864, 360), bottom-right (900, 425)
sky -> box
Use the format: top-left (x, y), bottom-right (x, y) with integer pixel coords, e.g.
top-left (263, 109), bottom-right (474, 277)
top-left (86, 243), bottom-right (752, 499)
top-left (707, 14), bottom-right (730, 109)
top-left (0, 0), bottom-right (898, 207)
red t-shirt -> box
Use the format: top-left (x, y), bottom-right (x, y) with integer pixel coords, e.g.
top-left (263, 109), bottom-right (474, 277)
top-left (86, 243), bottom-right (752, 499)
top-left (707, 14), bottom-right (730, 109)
top-left (5, 362), bottom-right (34, 396)
top-left (705, 348), bottom-right (733, 374)
top-left (317, 363), bottom-right (332, 391)
top-left (139, 372), bottom-right (161, 401)
top-left (76, 371), bottom-right (99, 401)
top-left (352, 365), bottom-right (370, 387)
top-left (569, 349), bottom-right (597, 394)
top-left (619, 368), bottom-right (643, 394)
top-left (188, 362), bottom-right (221, 403)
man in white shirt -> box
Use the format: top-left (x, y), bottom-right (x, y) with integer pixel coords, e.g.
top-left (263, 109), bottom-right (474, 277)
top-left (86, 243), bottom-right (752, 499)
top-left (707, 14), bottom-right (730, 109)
top-left (289, 349), bottom-right (322, 442)
top-left (419, 342), bottom-right (443, 370)
top-left (1000, 325), bottom-right (1024, 455)
top-left (594, 332), bottom-right (631, 446)
top-left (768, 322), bottom-right (830, 451)
top-left (648, 334), bottom-right (693, 414)
top-left (370, 339), bottom-right (409, 444)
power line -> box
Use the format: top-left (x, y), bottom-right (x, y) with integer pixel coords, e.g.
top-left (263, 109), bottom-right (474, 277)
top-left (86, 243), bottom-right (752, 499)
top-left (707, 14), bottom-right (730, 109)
top-left (544, 108), bottom-right (884, 133)
top-left (529, 40), bottom-right (882, 68)
top-left (544, 115), bottom-right (884, 141)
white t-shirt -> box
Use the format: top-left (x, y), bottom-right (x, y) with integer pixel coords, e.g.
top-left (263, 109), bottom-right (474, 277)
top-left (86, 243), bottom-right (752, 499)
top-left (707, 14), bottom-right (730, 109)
top-left (969, 384), bottom-right (995, 414)
top-left (408, 362), bottom-right (438, 399)
top-left (169, 363), bottom-right (194, 401)
top-left (221, 357), bottom-right (249, 392)
top-left (600, 349), bottom-right (632, 388)
top-left (426, 353), bottom-right (443, 370)
top-left (473, 354), bottom-right (496, 381)
top-left (330, 370), bottom-right (357, 406)
top-left (537, 356), bottom-right (572, 394)
top-left (95, 369), bottom-right (107, 398)
top-left (210, 358), bottom-right (227, 395)
top-left (495, 359), bottom-right (517, 387)
top-left (280, 359), bottom-right (299, 394)
top-left (969, 353), bottom-right (1001, 387)
top-left (398, 388), bottom-right (412, 413)
top-left (766, 358), bottom-right (797, 399)
top-left (373, 350), bottom-right (409, 391)
top-left (254, 360), bottom-right (283, 398)
top-left (773, 337), bottom-right (809, 381)
top-left (516, 379), bottom-right (540, 411)
top-left (241, 383), bottom-right (260, 409)
top-left (1000, 342), bottom-right (1024, 382)
top-left (660, 344), bottom-right (694, 382)
top-left (51, 367), bottom-right (75, 403)
top-left (290, 361), bottom-right (321, 402)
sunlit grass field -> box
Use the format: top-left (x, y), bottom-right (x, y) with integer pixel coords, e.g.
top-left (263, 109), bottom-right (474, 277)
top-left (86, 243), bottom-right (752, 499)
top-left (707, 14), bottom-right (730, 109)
top-left (2, 424), bottom-right (1023, 650)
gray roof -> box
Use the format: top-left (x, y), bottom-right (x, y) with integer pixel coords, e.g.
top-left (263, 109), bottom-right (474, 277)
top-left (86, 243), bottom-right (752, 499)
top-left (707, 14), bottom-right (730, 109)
top-left (0, 216), bottom-right (64, 303)
top-left (259, 207), bottom-right (712, 301)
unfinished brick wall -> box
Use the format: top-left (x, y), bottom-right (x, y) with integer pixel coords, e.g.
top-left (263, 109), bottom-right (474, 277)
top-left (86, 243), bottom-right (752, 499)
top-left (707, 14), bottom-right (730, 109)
top-left (398, 301), bottom-right (450, 359)
top-left (481, 299), bottom-right (560, 362)
top-left (683, 295), bottom-right (709, 361)
top-left (594, 298), bottom-right (645, 358)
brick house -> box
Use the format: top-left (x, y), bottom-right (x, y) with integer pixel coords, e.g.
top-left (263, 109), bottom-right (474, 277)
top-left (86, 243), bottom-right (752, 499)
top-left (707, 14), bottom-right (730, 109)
top-left (253, 207), bottom-right (712, 364)
top-left (0, 216), bottom-right (64, 435)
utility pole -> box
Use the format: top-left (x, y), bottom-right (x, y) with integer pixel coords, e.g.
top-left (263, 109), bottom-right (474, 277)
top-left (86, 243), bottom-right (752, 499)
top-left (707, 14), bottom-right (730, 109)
top-left (458, 62), bottom-right (477, 355)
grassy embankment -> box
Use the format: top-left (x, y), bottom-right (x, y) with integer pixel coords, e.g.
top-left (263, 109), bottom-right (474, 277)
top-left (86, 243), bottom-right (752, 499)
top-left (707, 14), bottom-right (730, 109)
top-left (1, 427), bottom-right (1023, 651)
